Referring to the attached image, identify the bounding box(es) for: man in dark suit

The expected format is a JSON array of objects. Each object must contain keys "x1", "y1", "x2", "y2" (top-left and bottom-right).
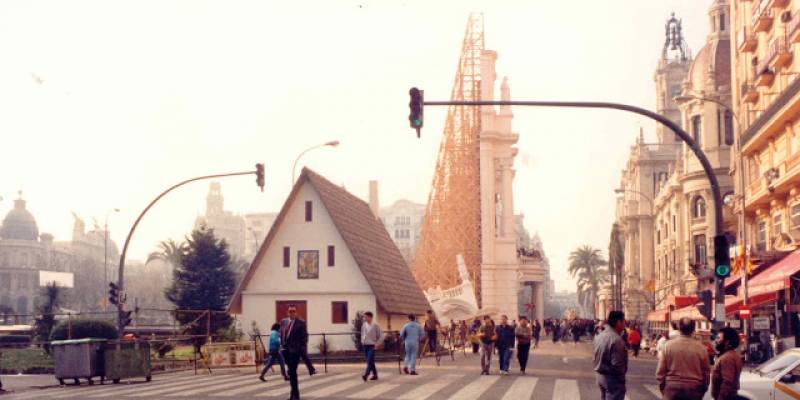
[{"x1": 281, "y1": 305, "x2": 308, "y2": 400}]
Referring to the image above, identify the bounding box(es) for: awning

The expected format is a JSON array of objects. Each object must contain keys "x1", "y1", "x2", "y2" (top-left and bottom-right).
[
  {"x1": 670, "y1": 305, "x2": 707, "y2": 321},
  {"x1": 646, "y1": 308, "x2": 670, "y2": 322},
  {"x1": 748, "y1": 249, "x2": 800, "y2": 296},
  {"x1": 725, "y1": 291, "x2": 778, "y2": 315}
]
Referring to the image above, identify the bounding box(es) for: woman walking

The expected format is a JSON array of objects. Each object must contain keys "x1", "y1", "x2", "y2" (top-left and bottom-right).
[
  {"x1": 400, "y1": 314, "x2": 424, "y2": 375},
  {"x1": 259, "y1": 323, "x2": 288, "y2": 382}
]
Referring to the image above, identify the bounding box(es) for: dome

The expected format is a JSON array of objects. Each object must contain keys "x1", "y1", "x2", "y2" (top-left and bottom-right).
[
  {"x1": 687, "y1": 38, "x2": 730, "y2": 92},
  {"x1": 0, "y1": 198, "x2": 39, "y2": 241}
]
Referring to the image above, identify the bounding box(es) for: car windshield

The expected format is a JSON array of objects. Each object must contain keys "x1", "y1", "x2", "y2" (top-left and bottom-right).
[{"x1": 756, "y1": 352, "x2": 800, "y2": 379}]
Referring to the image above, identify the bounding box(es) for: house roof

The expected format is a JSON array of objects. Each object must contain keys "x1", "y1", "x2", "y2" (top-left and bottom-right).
[{"x1": 229, "y1": 167, "x2": 429, "y2": 316}]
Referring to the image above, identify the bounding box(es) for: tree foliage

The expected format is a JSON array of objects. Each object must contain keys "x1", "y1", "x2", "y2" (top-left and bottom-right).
[
  {"x1": 34, "y1": 282, "x2": 63, "y2": 350},
  {"x1": 147, "y1": 239, "x2": 186, "y2": 270},
  {"x1": 165, "y1": 228, "x2": 236, "y2": 347},
  {"x1": 568, "y1": 245, "x2": 609, "y2": 319}
]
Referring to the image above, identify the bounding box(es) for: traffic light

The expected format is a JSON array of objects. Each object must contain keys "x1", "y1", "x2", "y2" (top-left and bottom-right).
[
  {"x1": 408, "y1": 87, "x2": 424, "y2": 137},
  {"x1": 255, "y1": 163, "x2": 265, "y2": 192},
  {"x1": 108, "y1": 282, "x2": 119, "y2": 306},
  {"x1": 120, "y1": 310, "x2": 133, "y2": 329},
  {"x1": 714, "y1": 234, "x2": 731, "y2": 279},
  {"x1": 697, "y1": 289, "x2": 713, "y2": 321}
]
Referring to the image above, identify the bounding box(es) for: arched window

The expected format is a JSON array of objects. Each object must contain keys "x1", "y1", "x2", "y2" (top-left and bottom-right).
[{"x1": 693, "y1": 196, "x2": 707, "y2": 219}]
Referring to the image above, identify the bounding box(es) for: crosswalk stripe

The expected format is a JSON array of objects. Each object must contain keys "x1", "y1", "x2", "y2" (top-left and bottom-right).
[
  {"x1": 303, "y1": 378, "x2": 366, "y2": 398},
  {"x1": 552, "y1": 379, "x2": 580, "y2": 400},
  {"x1": 396, "y1": 374, "x2": 461, "y2": 400},
  {"x1": 448, "y1": 375, "x2": 499, "y2": 400},
  {"x1": 80, "y1": 374, "x2": 213, "y2": 397},
  {"x1": 257, "y1": 373, "x2": 357, "y2": 397},
  {"x1": 348, "y1": 383, "x2": 399, "y2": 399},
  {"x1": 500, "y1": 377, "x2": 538, "y2": 400},
  {"x1": 645, "y1": 384, "x2": 661, "y2": 398},
  {"x1": 215, "y1": 374, "x2": 314, "y2": 397},
  {"x1": 165, "y1": 374, "x2": 257, "y2": 396},
  {"x1": 126, "y1": 373, "x2": 252, "y2": 397},
  {"x1": 45, "y1": 375, "x2": 203, "y2": 400}
]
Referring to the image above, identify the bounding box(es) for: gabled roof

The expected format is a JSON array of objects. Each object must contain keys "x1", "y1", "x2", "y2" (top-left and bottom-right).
[{"x1": 229, "y1": 167, "x2": 429, "y2": 315}]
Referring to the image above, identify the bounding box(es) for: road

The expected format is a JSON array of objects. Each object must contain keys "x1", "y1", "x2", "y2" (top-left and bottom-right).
[{"x1": 3, "y1": 340, "x2": 662, "y2": 399}]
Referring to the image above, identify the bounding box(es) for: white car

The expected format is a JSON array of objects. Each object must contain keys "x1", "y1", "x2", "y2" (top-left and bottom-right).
[{"x1": 737, "y1": 348, "x2": 800, "y2": 400}]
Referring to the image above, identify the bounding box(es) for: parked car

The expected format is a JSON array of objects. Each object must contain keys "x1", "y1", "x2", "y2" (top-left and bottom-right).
[{"x1": 737, "y1": 348, "x2": 800, "y2": 400}]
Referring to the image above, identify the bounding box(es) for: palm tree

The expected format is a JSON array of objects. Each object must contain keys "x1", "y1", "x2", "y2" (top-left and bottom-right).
[
  {"x1": 568, "y1": 245, "x2": 609, "y2": 319},
  {"x1": 147, "y1": 239, "x2": 186, "y2": 271}
]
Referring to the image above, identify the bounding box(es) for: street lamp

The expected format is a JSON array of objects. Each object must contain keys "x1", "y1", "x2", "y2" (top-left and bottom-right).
[
  {"x1": 104, "y1": 208, "x2": 120, "y2": 311},
  {"x1": 675, "y1": 92, "x2": 749, "y2": 335},
  {"x1": 291, "y1": 141, "x2": 340, "y2": 183}
]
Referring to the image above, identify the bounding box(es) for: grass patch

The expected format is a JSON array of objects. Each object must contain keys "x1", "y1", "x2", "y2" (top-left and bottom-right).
[{"x1": 1, "y1": 347, "x2": 54, "y2": 374}]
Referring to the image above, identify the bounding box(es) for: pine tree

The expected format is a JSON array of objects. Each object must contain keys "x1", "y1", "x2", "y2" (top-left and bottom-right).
[{"x1": 165, "y1": 227, "x2": 236, "y2": 346}]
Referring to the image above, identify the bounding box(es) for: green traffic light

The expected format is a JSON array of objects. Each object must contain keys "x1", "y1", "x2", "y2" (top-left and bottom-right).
[
  {"x1": 716, "y1": 264, "x2": 730, "y2": 276},
  {"x1": 413, "y1": 119, "x2": 422, "y2": 127}
]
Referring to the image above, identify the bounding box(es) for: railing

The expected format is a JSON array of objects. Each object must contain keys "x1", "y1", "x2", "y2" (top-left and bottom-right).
[
  {"x1": 787, "y1": 151, "x2": 800, "y2": 171},
  {"x1": 748, "y1": 176, "x2": 765, "y2": 198},
  {"x1": 753, "y1": 0, "x2": 771, "y2": 21},
  {"x1": 741, "y1": 82, "x2": 757, "y2": 98},
  {"x1": 788, "y1": 10, "x2": 800, "y2": 38},
  {"x1": 741, "y1": 71, "x2": 800, "y2": 147},
  {"x1": 738, "y1": 28, "x2": 758, "y2": 52}
]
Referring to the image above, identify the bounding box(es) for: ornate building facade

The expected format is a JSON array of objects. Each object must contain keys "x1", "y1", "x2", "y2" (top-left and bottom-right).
[
  {"x1": 379, "y1": 199, "x2": 425, "y2": 266},
  {"x1": 194, "y1": 182, "x2": 246, "y2": 259}
]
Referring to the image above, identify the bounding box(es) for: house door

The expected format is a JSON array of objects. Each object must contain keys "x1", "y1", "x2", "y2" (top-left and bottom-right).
[{"x1": 276, "y1": 300, "x2": 307, "y2": 322}]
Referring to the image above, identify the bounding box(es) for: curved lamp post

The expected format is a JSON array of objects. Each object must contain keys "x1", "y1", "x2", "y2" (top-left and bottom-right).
[{"x1": 292, "y1": 141, "x2": 340, "y2": 183}]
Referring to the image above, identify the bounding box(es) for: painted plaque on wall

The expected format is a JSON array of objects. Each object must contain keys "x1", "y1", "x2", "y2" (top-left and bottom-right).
[{"x1": 297, "y1": 250, "x2": 319, "y2": 279}]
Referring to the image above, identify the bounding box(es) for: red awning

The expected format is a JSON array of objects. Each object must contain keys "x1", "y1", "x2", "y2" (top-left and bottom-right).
[
  {"x1": 671, "y1": 305, "x2": 707, "y2": 321},
  {"x1": 748, "y1": 249, "x2": 800, "y2": 296},
  {"x1": 725, "y1": 291, "x2": 778, "y2": 315},
  {"x1": 646, "y1": 308, "x2": 670, "y2": 322}
]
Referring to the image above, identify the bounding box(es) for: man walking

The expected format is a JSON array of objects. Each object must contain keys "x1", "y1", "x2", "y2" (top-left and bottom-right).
[
  {"x1": 531, "y1": 318, "x2": 541, "y2": 348},
  {"x1": 280, "y1": 305, "x2": 308, "y2": 400},
  {"x1": 478, "y1": 315, "x2": 496, "y2": 375},
  {"x1": 496, "y1": 315, "x2": 515, "y2": 375},
  {"x1": 361, "y1": 311, "x2": 382, "y2": 381},
  {"x1": 711, "y1": 327, "x2": 743, "y2": 400},
  {"x1": 424, "y1": 309, "x2": 440, "y2": 355},
  {"x1": 593, "y1": 311, "x2": 628, "y2": 400},
  {"x1": 656, "y1": 317, "x2": 709, "y2": 400},
  {"x1": 515, "y1": 316, "x2": 533, "y2": 374},
  {"x1": 400, "y1": 314, "x2": 424, "y2": 375}
]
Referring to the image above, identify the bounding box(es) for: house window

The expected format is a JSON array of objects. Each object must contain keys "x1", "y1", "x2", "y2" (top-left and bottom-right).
[
  {"x1": 774, "y1": 213, "x2": 784, "y2": 235},
  {"x1": 757, "y1": 219, "x2": 767, "y2": 251},
  {"x1": 692, "y1": 115, "x2": 702, "y2": 147},
  {"x1": 305, "y1": 201, "x2": 313, "y2": 222},
  {"x1": 724, "y1": 110, "x2": 734, "y2": 145},
  {"x1": 791, "y1": 203, "x2": 800, "y2": 229},
  {"x1": 693, "y1": 196, "x2": 707, "y2": 219},
  {"x1": 694, "y1": 234, "x2": 707, "y2": 265},
  {"x1": 283, "y1": 246, "x2": 290, "y2": 267},
  {"x1": 331, "y1": 301, "x2": 348, "y2": 324},
  {"x1": 327, "y1": 245, "x2": 335, "y2": 267}
]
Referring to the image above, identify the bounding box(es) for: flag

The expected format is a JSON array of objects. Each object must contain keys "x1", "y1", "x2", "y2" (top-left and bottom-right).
[
  {"x1": 644, "y1": 279, "x2": 656, "y2": 293},
  {"x1": 746, "y1": 245, "x2": 755, "y2": 275}
]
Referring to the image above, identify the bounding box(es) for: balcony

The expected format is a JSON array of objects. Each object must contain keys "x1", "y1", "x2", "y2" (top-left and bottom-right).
[
  {"x1": 772, "y1": 0, "x2": 790, "y2": 8},
  {"x1": 738, "y1": 29, "x2": 758, "y2": 52},
  {"x1": 747, "y1": 176, "x2": 765, "y2": 199},
  {"x1": 769, "y1": 37, "x2": 793, "y2": 69},
  {"x1": 787, "y1": 151, "x2": 800, "y2": 172},
  {"x1": 789, "y1": 11, "x2": 800, "y2": 43},
  {"x1": 755, "y1": 68, "x2": 775, "y2": 86},
  {"x1": 754, "y1": 4, "x2": 774, "y2": 33},
  {"x1": 742, "y1": 82, "x2": 759, "y2": 103}
]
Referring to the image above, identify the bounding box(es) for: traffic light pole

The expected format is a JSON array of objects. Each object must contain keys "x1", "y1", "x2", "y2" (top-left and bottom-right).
[
  {"x1": 115, "y1": 168, "x2": 262, "y2": 336},
  {"x1": 420, "y1": 98, "x2": 727, "y2": 330}
]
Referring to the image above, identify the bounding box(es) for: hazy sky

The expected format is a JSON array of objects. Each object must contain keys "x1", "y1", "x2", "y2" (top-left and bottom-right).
[{"x1": 0, "y1": 0, "x2": 712, "y2": 292}]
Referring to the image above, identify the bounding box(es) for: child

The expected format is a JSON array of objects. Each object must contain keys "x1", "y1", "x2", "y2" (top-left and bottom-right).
[{"x1": 259, "y1": 323, "x2": 288, "y2": 382}]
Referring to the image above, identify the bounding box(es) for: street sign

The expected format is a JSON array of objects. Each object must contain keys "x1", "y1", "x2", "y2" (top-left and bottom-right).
[
  {"x1": 727, "y1": 319, "x2": 741, "y2": 329},
  {"x1": 739, "y1": 308, "x2": 751, "y2": 319},
  {"x1": 753, "y1": 316, "x2": 770, "y2": 330}
]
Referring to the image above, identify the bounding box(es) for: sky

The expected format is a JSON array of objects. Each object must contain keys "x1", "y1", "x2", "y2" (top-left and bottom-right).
[{"x1": 0, "y1": 0, "x2": 713, "y2": 292}]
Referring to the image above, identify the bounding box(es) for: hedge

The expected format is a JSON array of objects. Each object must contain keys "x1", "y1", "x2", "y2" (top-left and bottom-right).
[{"x1": 49, "y1": 319, "x2": 118, "y2": 341}]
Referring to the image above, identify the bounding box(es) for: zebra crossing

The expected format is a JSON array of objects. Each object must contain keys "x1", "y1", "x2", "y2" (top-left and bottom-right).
[{"x1": 7, "y1": 370, "x2": 665, "y2": 399}]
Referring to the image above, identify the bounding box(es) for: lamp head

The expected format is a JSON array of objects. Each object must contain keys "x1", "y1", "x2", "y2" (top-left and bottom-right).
[
  {"x1": 614, "y1": 189, "x2": 624, "y2": 194},
  {"x1": 673, "y1": 94, "x2": 695, "y2": 104},
  {"x1": 325, "y1": 140, "x2": 340, "y2": 147}
]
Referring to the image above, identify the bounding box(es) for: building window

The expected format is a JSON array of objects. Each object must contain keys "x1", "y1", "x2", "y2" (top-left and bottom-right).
[
  {"x1": 719, "y1": 12, "x2": 725, "y2": 32},
  {"x1": 791, "y1": 204, "x2": 800, "y2": 229},
  {"x1": 283, "y1": 246, "x2": 290, "y2": 267},
  {"x1": 724, "y1": 110, "x2": 734, "y2": 145},
  {"x1": 692, "y1": 116, "x2": 702, "y2": 147},
  {"x1": 757, "y1": 219, "x2": 767, "y2": 251},
  {"x1": 657, "y1": 230, "x2": 661, "y2": 244},
  {"x1": 717, "y1": 110, "x2": 723, "y2": 146},
  {"x1": 327, "y1": 245, "x2": 335, "y2": 267},
  {"x1": 774, "y1": 213, "x2": 784, "y2": 236},
  {"x1": 693, "y1": 196, "x2": 707, "y2": 219},
  {"x1": 305, "y1": 201, "x2": 313, "y2": 222},
  {"x1": 331, "y1": 301, "x2": 348, "y2": 324},
  {"x1": 694, "y1": 234, "x2": 707, "y2": 265},
  {"x1": 0, "y1": 273, "x2": 9, "y2": 290},
  {"x1": 672, "y1": 215, "x2": 677, "y2": 232}
]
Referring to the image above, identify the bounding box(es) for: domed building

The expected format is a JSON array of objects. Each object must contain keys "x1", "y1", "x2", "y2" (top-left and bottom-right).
[
  {"x1": 651, "y1": 0, "x2": 736, "y2": 312},
  {"x1": 0, "y1": 192, "x2": 120, "y2": 319}
]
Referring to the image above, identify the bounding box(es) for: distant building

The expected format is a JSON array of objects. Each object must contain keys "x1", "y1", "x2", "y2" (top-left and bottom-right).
[
  {"x1": 195, "y1": 182, "x2": 246, "y2": 259},
  {"x1": 548, "y1": 290, "x2": 587, "y2": 319},
  {"x1": 229, "y1": 168, "x2": 429, "y2": 352},
  {"x1": 243, "y1": 212, "x2": 278, "y2": 258},
  {"x1": 378, "y1": 198, "x2": 425, "y2": 266}
]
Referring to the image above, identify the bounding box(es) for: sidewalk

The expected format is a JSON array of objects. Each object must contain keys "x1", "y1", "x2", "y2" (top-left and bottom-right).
[{"x1": 0, "y1": 374, "x2": 57, "y2": 395}]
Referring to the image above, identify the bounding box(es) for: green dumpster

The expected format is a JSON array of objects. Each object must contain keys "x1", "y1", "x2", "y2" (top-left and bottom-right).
[
  {"x1": 103, "y1": 340, "x2": 152, "y2": 383},
  {"x1": 51, "y1": 338, "x2": 107, "y2": 385}
]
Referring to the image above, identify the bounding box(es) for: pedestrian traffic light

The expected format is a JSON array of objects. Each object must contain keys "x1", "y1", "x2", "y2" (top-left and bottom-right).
[
  {"x1": 408, "y1": 87, "x2": 424, "y2": 138},
  {"x1": 120, "y1": 310, "x2": 133, "y2": 329},
  {"x1": 697, "y1": 289, "x2": 713, "y2": 321},
  {"x1": 108, "y1": 282, "x2": 119, "y2": 306},
  {"x1": 255, "y1": 163, "x2": 265, "y2": 192},
  {"x1": 714, "y1": 235, "x2": 731, "y2": 279}
]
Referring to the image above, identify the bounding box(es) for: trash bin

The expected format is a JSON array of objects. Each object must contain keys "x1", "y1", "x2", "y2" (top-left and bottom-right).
[
  {"x1": 51, "y1": 338, "x2": 107, "y2": 385},
  {"x1": 104, "y1": 340, "x2": 152, "y2": 383}
]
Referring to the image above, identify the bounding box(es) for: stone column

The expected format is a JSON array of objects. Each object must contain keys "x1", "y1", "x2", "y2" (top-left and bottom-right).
[
  {"x1": 534, "y1": 282, "x2": 544, "y2": 326},
  {"x1": 502, "y1": 159, "x2": 514, "y2": 239}
]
